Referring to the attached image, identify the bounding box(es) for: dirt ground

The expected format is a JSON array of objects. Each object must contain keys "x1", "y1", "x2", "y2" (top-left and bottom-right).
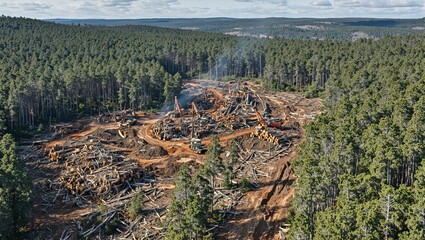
[
  {"x1": 21, "y1": 79, "x2": 323, "y2": 239},
  {"x1": 216, "y1": 87, "x2": 322, "y2": 240}
]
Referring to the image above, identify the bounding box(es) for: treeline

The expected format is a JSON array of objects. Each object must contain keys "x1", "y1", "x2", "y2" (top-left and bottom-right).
[
  {"x1": 0, "y1": 134, "x2": 32, "y2": 238},
  {"x1": 2, "y1": 16, "x2": 423, "y2": 134},
  {"x1": 53, "y1": 18, "x2": 425, "y2": 41},
  {"x1": 0, "y1": 16, "x2": 264, "y2": 131},
  {"x1": 288, "y1": 36, "x2": 425, "y2": 239}
]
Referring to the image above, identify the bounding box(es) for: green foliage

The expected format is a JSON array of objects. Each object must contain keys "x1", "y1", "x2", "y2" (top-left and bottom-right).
[
  {"x1": 0, "y1": 16, "x2": 265, "y2": 131},
  {"x1": 240, "y1": 178, "x2": 252, "y2": 193},
  {"x1": 2, "y1": 16, "x2": 423, "y2": 134},
  {"x1": 0, "y1": 134, "x2": 33, "y2": 239},
  {"x1": 127, "y1": 193, "x2": 143, "y2": 220},
  {"x1": 223, "y1": 170, "x2": 232, "y2": 189},
  {"x1": 104, "y1": 215, "x2": 121, "y2": 236},
  {"x1": 165, "y1": 165, "x2": 213, "y2": 240},
  {"x1": 304, "y1": 82, "x2": 321, "y2": 98},
  {"x1": 98, "y1": 203, "x2": 108, "y2": 214},
  {"x1": 229, "y1": 140, "x2": 239, "y2": 166},
  {"x1": 288, "y1": 35, "x2": 425, "y2": 239},
  {"x1": 206, "y1": 136, "x2": 223, "y2": 168},
  {"x1": 223, "y1": 140, "x2": 239, "y2": 189},
  {"x1": 0, "y1": 187, "x2": 14, "y2": 239},
  {"x1": 1, "y1": 16, "x2": 424, "y2": 239},
  {"x1": 164, "y1": 73, "x2": 183, "y2": 104},
  {"x1": 401, "y1": 161, "x2": 425, "y2": 240},
  {"x1": 205, "y1": 135, "x2": 224, "y2": 190},
  {"x1": 51, "y1": 18, "x2": 425, "y2": 41}
]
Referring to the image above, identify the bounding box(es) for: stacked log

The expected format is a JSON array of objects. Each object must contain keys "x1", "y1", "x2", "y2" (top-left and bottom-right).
[
  {"x1": 46, "y1": 143, "x2": 145, "y2": 204},
  {"x1": 47, "y1": 146, "x2": 62, "y2": 162},
  {"x1": 151, "y1": 88, "x2": 259, "y2": 141},
  {"x1": 251, "y1": 126, "x2": 281, "y2": 145}
]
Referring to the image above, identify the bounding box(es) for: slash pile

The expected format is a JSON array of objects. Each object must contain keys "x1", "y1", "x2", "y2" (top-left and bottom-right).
[{"x1": 45, "y1": 142, "x2": 146, "y2": 205}]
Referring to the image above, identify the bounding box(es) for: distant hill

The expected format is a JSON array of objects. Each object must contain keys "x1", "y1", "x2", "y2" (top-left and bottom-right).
[{"x1": 48, "y1": 17, "x2": 425, "y2": 40}]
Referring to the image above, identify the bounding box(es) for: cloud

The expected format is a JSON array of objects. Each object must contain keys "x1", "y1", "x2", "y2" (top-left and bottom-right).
[
  {"x1": 99, "y1": 0, "x2": 138, "y2": 11},
  {"x1": 0, "y1": 0, "x2": 423, "y2": 19},
  {"x1": 311, "y1": 0, "x2": 332, "y2": 7},
  {"x1": 135, "y1": 0, "x2": 180, "y2": 14},
  {"x1": 101, "y1": 0, "x2": 137, "y2": 7},
  {"x1": 234, "y1": 0, "x2": 287, "y2": 6},
  {"x1": 333, "y1": 0, "x2": 423, "y2": 8},
  {"x1": 141, "y1": 0, "x2": 180, "y2": 7},
  {"x1": 70, "y1": 1, "x2": 104, "y2": 16},
  {"x1": 213, "y1": 4, "x2": 290, "y2": 18},
  {"x1": 69, "y1": 0, "x2": 180, "y2": 14},
  {"x1": 22, "y1": 2, "x2": 51, "y2": 12}
]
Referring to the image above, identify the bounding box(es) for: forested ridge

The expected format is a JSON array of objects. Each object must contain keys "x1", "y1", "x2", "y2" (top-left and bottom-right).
[
  {"x1": 0, "y1": 16, "x2": 425, "y2": 238},
  {"x1": 51, "y1": 17, "x2": 425, "y2": 41}
]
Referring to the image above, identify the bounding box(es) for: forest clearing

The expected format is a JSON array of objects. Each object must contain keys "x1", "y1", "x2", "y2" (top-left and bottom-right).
[
  {"x1": 1, "y1": 9, "x2": 424, "y2": 240},
  {"x1": 21, "y1": 79, "x2": 322, "y2": 239}
]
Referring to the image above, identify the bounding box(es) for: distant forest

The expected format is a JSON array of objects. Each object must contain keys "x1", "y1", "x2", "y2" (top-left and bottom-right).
[
  {"x1": 1, "y1": 16, "x2": 425, "y2": 239},
  {"x1": 50, "y1": 17, "x2": 425, "y2": 40},
  {"x1": 0, "y1": 16, "x2": 424, "y2": 132},
  {"x1": 0, "y1": 16, "x2": 265, "y2": 131}
]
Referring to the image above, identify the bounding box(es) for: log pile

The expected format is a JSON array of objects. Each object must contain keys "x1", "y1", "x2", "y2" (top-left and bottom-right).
[
  {"x1": 151, "y1": 89, "x2": 258, "y2": 141},
  {"x1": 50, "y1": 119, "x2": 91, "y2": 137},
  {"x1": 45, "y1": 142, "x2": 145, "y2": 205},
  {"x1": 24, "y1": 80, "x2": 311, "y2": 239},
  {"x1": 151, "y1": 120, "x2": 166, "y2": 140},
  {"x1": 214, "y1": 189, "x2": 244, "y2": 218},
  {"x1": 251, "y1": 126, "x2": 283, "y2": 145},
  {"x1": 38, "y1": 141, "x2": 168, "y2": 239},
  {"x1": 47, "y1": 146, "x2": 62, "y2": 162},
  {"x1": 96, "y1": 109, "x2": 137, "y2": 124},
  {"x1": 191, "y1": 90, "x2": 215, "y2": 111},
  {"x1": 212, "y1": 139, "x2": 290, "y2": 223},
  {"x1": 236, "y1": 144, "x2": 290, "y2": 183},
  {"x1": 151, "y1": 119, "x2": 191, "y2": 141},
  {"x1": 78, "y1": 183, "x2": 167, "y2": 239},
  {"x1": 151, "y1": 114, "x2": 219, "y2": 141}
]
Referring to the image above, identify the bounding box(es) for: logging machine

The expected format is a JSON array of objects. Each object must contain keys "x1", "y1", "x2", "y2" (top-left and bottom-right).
[
  {"x1": 190, "y1": 101, "x2": 206, "y2": 154},
  {"x1": 174, "y1": 96, "x2": 182, "y2": 117},
  {"x1": 191, "y1": 101, "x2": 201, "y2": 117},
  {"x1": 255, "y1": 110, "x2": 283, "y2": 129}
]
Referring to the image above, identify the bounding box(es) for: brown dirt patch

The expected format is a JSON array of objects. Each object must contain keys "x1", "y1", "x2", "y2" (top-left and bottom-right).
[{"x1": 136, "y1": 144, "x2": 169, "y2": 159}]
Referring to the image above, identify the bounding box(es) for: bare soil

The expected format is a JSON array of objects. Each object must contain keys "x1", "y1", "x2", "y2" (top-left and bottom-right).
[{"x1": 22, "y1": 79, "x2": 323, "y2": 239}]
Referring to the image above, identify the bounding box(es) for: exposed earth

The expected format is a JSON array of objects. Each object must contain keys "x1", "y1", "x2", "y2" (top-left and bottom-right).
[{"x1": 20, "y1": 79, "x2": 323, "y2": 239}]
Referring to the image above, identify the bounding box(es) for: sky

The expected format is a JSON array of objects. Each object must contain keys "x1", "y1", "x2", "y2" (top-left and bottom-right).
[{"x1": 0, "y1": 0, "x2": 424, "y2": 19}]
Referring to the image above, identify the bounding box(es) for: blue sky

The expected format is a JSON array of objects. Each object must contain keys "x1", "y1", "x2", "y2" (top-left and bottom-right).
[{"x1": 1, "y1": 0, "x2": 424, "y2": 19}]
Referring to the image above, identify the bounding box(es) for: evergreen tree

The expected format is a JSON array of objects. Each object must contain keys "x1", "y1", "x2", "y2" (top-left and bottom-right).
[
  {"x1": 224, "y1": 140, "x2": 238, "y2": 188},
  {"x1": 0, "y1": 134, "x2": 32, "y2": 238},
  {"x1": 402, "y1": 161, "x2": 425, "y2": 240},
  {"x1": 165, "y1": 165, "x2": 212, "y2": 240},
  {"x1": 287, "y1": 34, "x2": 425, "y2": 239},
  {"x1": 204, "y1": 135, "x2": 223, "y2": 211},
  {"x1": 165, "y1": 165, "x2": 193, "y2": 240}
]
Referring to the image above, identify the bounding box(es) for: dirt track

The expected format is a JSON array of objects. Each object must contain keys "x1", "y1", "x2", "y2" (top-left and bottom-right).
[{"x1": 217, "y1": 90, "x2": 322, "y2": 240}]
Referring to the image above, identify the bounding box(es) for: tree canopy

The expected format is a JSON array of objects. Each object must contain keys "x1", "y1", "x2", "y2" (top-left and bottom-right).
[
  {"x1": 1, "y1": 16, "x2": 424, "y2": 238},
  {"x1": 0, "y1": 134, "x2": 32, "y2": 238},
  {"x1": 288, "y1": 34, "x2": 425, "y2": 239}
]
